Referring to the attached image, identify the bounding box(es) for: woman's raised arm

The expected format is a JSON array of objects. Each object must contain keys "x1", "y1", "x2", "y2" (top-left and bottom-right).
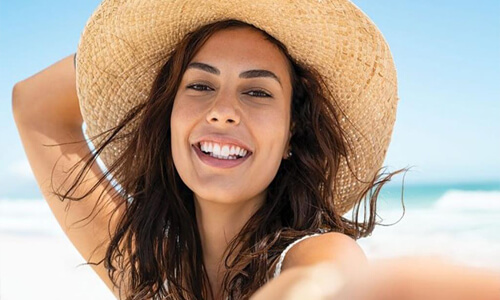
[{"x1": 12, "y1": 54, "x2": 125, "y2": 297}]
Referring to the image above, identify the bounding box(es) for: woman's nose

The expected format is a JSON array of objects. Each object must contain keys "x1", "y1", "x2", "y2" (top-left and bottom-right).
[{"x1": 206, "y1": 93, "x2": 241, "y2": 126}]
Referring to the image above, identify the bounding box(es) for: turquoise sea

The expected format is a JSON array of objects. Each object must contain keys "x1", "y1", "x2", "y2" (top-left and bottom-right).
[
  {"x1": 354, "y1": 181, "x2": 500, "y2": 270},
  {"x1": 379, "y1": 181, "x2": 500, "y2": 209}
]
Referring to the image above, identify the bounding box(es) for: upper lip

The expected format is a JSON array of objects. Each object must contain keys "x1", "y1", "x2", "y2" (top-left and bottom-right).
[{"x1": 192, "y1": 134, "x2": 253, "y2": 153}]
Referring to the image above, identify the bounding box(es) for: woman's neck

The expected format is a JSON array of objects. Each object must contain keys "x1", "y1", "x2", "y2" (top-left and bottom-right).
[{"x1": 194, "y1": 192, "x2": 266, "y2": 278}]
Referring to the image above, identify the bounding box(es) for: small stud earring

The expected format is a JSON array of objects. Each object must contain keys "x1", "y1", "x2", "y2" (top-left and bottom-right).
[{"x1": 287, "y1": 150, "x2": 293, "y2": 158}]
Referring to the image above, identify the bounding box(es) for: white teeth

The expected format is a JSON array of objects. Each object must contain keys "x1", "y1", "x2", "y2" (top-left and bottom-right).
[
  {"x1": 233, "y1": 146, "x2": 241, "y2": 155},
  {"x1": 198, "y1": 141, "x2": 250, "y2": 160},
  {"x1": 212, "y1": 143, "x2": 221, "y2": 156},
  {"x1": 221, "y1": 145, "x2": 230, "y2": 156}
]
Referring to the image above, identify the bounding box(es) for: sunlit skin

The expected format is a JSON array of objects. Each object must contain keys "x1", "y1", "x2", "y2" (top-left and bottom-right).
[{"x1": 170, "y1": 27, "x2": 293, "y2": 294}]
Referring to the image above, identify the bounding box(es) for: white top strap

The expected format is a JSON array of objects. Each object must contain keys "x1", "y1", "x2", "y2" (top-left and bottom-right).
[{"x1": 273, "y1": 233, "x2": 322, "y2": 278}]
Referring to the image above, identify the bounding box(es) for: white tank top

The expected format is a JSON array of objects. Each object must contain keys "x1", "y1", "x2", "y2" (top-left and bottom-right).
[
  {"x1": 162, "y1": 231, "x2": 327, "y2": 295},
  {"x1": 272, "y1": 232, "x2": 323, "y2": 278}
]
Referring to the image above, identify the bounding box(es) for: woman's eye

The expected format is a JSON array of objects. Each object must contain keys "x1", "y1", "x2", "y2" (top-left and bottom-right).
[
  {"x1": 187, "y1": 84, "x2": 213, "y2": 91},
  {"x1": 246, "y1": 90, "x2": 271, "y2": 98}
]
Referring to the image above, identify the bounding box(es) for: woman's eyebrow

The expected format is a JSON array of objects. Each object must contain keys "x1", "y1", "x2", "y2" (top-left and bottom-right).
[
  {"x1": 240, "y1": 70, "x2": 282, "y2": 87},
  {"x1": 187, "y1": 62, "x2": 282, "y2": 87},
  {"x1": 187, "y1": 62, "x2": 219, "y2": 75}
]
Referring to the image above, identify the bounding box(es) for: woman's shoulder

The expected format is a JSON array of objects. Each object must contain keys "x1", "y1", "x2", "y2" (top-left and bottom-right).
[{"x1": 274, "y1": 230, "x2": 367, "y2": 278}]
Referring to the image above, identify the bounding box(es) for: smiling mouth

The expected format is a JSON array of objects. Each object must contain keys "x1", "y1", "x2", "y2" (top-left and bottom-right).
[{"x1": 194, "y1": 142, "x2": 252, "y2": 160}]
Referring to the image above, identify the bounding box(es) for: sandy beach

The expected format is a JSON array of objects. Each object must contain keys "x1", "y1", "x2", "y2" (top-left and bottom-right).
[
  {"x1": 0, "y1": 234, "x2": 114, "y2": 300},
  {"x1": 0, "y1": 200, "x2": 114, "y2": 300}
]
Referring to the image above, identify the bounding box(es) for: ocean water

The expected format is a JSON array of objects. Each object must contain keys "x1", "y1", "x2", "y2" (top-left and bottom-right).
[
  {"x1": 354, "y1": 181, "x2": 500, "y2": 271},
  {"x1": 0, "y1": 182, "x2": 499, "y2": 299}
]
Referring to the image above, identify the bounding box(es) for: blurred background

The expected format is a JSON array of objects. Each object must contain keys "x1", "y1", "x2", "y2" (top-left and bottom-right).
[{"x1": 1, "y1": 0, "x2": 499, "y2": 299}]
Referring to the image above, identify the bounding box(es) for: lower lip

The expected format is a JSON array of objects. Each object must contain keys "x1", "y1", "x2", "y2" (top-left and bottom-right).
[{"x1": 192, "y1": 145, "x2": 251, "y2": 169}]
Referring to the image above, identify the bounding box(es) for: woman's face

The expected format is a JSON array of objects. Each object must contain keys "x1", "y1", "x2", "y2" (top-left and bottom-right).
[{"x1": 171, "y1": 27, "x2": 293, "y2": 206}]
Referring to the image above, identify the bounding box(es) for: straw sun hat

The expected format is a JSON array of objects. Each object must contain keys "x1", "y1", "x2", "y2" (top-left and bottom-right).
[{"x1": 75, "y1": 0, "x2": 399, "y2": 215}]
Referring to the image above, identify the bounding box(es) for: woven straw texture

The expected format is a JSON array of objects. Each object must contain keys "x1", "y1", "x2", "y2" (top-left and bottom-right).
[{"x1": 75, "y1": 0, "x2": 399, "y2": 215}]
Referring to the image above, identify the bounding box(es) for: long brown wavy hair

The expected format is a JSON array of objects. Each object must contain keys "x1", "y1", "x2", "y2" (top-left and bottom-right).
[{"x1": 53, "y1": 20, "x2": 409, "y2": 299}]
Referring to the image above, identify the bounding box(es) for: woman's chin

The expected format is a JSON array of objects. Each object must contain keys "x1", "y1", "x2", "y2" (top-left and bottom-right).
[
  {"x1": 192, "y1": 188, "x2": 265, "y2": 207},
  {"x1": 193, "y1": 190, "x2": 245, "y2": 204}
]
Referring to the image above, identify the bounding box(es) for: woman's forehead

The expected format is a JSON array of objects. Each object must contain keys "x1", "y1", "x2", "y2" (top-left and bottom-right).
[{"x1": 190, "y1": 27, "x2": 292, "y2": 78}]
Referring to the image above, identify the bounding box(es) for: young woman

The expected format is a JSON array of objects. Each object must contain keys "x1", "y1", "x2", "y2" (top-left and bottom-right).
[{"x1": 12, "y1": 1, "x2": 500, "y2": 299}]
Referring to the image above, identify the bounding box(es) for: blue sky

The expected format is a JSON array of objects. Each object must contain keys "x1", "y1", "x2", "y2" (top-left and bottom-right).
[{"x1": 1, "y1": 1, "x2": 499, "y2": 198}]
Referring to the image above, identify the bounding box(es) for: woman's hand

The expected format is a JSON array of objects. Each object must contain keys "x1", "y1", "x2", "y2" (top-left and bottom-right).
[
  {"x1": 251, "y1": 262, "x2": 348, "y2": 300},
  {"x1": 252, "y1": 257, "x2": 500, "y2": 300},
  {"x1": 351, "y1": 257, "x2": 500, "y2": 300}
]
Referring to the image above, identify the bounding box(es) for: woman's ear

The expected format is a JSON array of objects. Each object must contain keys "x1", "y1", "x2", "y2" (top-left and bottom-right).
[
  {"x1": 282, "y1": 122, "x2": 295, "y2": 159},
  {"x1": 290, "y1": 121, "x2": 296, "y2": 134},
  {"x1": 282, "y1": 146, "x2": 292, "y2": 160},
  {"x1": 289, "y1": 121, "x2": 296, "y2": 142}
]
